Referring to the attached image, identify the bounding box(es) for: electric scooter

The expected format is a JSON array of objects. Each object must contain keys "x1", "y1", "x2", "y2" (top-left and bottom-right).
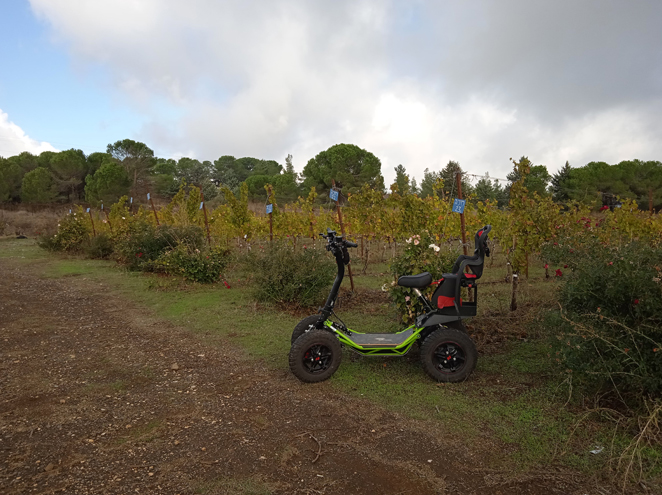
[{"x1": 288, "y1": 225, "x2": 492, "y2": 383}]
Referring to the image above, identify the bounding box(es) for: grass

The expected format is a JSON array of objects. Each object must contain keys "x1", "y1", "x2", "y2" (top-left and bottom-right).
[{"x1": 3, "y1": 238, "x2": 659, "y2": 483}]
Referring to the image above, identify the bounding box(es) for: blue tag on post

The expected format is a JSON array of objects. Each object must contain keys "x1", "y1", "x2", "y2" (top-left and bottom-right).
[
  {"x1": 266, "y1": 204, "x2": 273, "y2": 214},
  {"x1": 147, "y1": 193, "x2": 150, "y2": 200},
  {"x1": 69, "y1": 209, "x2": 72, "y2": 214},
  {"x1": 101, "y1": 204, "x2": 104, "y2": 210},
  {"x1": 329, "y1": 189, "x2": 339, "y2": 202},
  {"x1": 452, "y1": 198, "x2": 466, "y2": 214},
  {"x1": 86, "y1": 208, "x2": 90, "y2": 213},
  {"x1": 130, "y1": 197, "x2": 133, "y2": 203},
  {"x1": 199, "y1": 201, "x2": 204, "y2": 210}
]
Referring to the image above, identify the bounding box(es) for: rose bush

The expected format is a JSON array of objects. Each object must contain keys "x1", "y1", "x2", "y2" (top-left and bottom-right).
[
  {"x1": 388, "y1": 231, "x2": 455, "y2": 323},
  {"x1": 542, "y1": 237, "x2": 662, "y2": 399}
]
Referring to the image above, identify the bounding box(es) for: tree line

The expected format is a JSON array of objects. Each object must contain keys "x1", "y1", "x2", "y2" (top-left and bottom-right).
[{"x1": 1, "y1": 139, "x2": 661, "y2": 211}]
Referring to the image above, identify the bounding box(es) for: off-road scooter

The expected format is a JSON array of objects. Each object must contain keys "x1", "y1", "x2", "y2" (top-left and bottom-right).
[{"x1": 288, "y1": 225, "x2": 492, "y2": 383}]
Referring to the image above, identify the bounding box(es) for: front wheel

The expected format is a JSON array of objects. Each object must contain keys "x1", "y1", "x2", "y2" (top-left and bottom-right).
[
  {"x1": 289, "y1": 329, "x2": 342, "y2": 383},
  {"x1": 291, "y1": 314, "x2": 322, "y2": 344},
  {"x1": 420, "y1": 328, "x2": 477, "y2": 382}
]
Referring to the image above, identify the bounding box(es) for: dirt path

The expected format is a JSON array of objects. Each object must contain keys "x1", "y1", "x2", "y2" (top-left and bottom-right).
[{"x1": 0, "y1": 258, "x2": 599, "y2": 494}]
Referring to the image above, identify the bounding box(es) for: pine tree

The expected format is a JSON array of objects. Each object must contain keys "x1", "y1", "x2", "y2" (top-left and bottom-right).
[{"x1": 550, "y1": 161, "x2": 572, "y2": 202}]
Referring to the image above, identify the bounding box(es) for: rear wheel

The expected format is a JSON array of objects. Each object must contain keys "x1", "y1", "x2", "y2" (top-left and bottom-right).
[
  {"x1": 291, "y1": 315, "x2": 322, "y2": 344},
  {"x1": 420, "y1": 328, "x2": 477, "y2": 382},
  {"x1": 289, "y1": 329, "x2": 342, "y2": 383}
]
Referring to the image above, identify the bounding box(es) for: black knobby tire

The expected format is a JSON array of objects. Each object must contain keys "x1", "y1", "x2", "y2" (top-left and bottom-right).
[
  {"x1": 291, "y1": 315, "x2": 322, "y2": 344},
  {"x1": 420, "y1": 328, "x2": 477, "y2": 382},
  {"x1": 289, "y1": 329, "x2": 342, "y2": 383}
]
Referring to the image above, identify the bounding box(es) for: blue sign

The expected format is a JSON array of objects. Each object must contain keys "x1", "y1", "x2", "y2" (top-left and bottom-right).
[
  {"x1": 199, "y1": 201, "x2": 204, "y2": 210},
  {"x1": 130, "y1": 197, "x2": 133, "y2": 203},
  {"x1": 101, "y1": 204, "x2": 104, "y2": 210},
  {"x1": 86, "y1": 208, "x2": 90, "y2": 213},
  {"x1": 329, "y1": 189, "x2": 339, "y2": 202},
  {"x1": 147, "y1": 193, "x2": 150, "y2": 200},
  {"x1": 452, "y1": 198, "x2": 466, "y2": 214},
  {"x1": 266, "y1": 203, "x2": 273, "y2": 214}
]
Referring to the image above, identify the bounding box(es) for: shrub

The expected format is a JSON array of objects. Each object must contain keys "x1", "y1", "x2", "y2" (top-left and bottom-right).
[
  {"x1": 244, "y1": 242, "x2": 335, "y2": 307},
  {"x1": 82, "y1": 233, "x2": 114, "y2": 259},
  {"x1": 155, "y1": 244, "x2": 232, "y2": 283},
  {"x1": 38, "y1": 212, "x2": 90, "y2": 252},
  {"x1": 542, "y1": 238, "x2": 662, "y2": 400},
  {"x1": 388, "y1": 232, "x2": 455, "y2": 323},
  {"x1": 114, "y1": 222, "x2": 205, "y2": 270}
]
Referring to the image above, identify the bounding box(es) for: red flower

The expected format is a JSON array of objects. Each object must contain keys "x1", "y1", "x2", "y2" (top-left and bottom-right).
[
  {"x1": 544, "y1": 264, "x2": 549, "y2": 269},
  {"x1": 633, "y1": 299, "x2": 639, "y2": 305},
  {"x1": 136, "y1": 252, "x2": 143, "y2": 258},
  {"x1": 564, "y1": 264, "x2": 568, "y2": 268},
  {"x1": 223, "y1": 280, "x2": 231, "y2": 289},
  {"x1": 608, "y1": 261, "x2": 613, "y2": 266},
  {"x1": 600, "y1": 205, "x2": 609, "y2": 211},
  {"x1": 555, "y1": 269, "x2": 563, "y2": 277}
]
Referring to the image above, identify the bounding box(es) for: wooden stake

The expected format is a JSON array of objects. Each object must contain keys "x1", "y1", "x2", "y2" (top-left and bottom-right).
[
  {"x1": 148, "y1": 191, "x2": 160, "y2": 226},
  {"x1": 332, "y1": 180, "x2": 355, "y2": 292},
  {"x1": 510, "y1": 273, "x2": 519, "y2": 311},
  {"x1": 103, "y1": 209, "x2": 113, "y2": 234},
  {"x1": 455, "y1": 171, "x2": 468, "y2": 258},
  {"x1": 268, "y1": 185, "x2": 274, "y2": 243},
  {"x1": 88, "y1": 209, "x2": 96, "y2": 237},
  {"x1": 456, "y1": 171, "x2": 473, "y2": 301},
  {"x1": 201, "y1": 191, "x2": 211, "y2": 246}
]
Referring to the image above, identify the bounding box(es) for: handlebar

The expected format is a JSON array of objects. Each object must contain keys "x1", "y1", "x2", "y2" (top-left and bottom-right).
[{"x1": 319, "y1": 230, "x2": 357, "y2": 248}]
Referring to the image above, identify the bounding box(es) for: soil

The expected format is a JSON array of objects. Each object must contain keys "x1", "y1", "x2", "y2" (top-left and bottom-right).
[{"x1": 0, "y1": 257, "x2": 612, "y2": 494}]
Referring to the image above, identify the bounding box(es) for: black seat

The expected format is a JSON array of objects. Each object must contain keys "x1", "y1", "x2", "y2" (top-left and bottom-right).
[{"x1": 398, "y1": 272, "x2": 433, "y2": 288}]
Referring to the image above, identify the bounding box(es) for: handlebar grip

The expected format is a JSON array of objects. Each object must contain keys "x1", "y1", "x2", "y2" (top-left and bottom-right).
[{"x1": 345, "y1": 241, "x2": 358, "y2": 248}]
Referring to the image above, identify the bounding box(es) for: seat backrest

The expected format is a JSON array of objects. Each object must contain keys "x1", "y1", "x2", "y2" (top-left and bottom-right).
[{"x1": 450, "y1": 226, "x2": 491, "y2": 279}]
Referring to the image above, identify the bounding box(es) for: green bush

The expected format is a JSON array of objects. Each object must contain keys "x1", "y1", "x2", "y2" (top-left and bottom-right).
[
  {"x1": 156, "y1": 244, "x2": 232, "y2": 283},
  {"x1": 82, "y1": 233, "x2": 114, "y2": 259},
  {"x1": 114, "y1": 222, "x2": 205, "y2": 270},
  {"x1": 388, "y1": 232, "x2": 455, "y2": 323},
  {"x1": 38, "y1": 213, "x2": 90, "y2": 252},
  {"x1": 244, "y1": 242, "x2": 335, "y2": 307},
  {"x1": 542, "y1": 238, "x2": 662, "y2": 400}
]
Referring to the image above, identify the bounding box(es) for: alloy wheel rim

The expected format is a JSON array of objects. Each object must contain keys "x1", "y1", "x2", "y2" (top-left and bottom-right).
[
  {"x1": 432, "y1": 342, "x2": 466, "y2": 373},
  {"x1": 303, "y1": 344, "x2": 333, "y2": 374}
]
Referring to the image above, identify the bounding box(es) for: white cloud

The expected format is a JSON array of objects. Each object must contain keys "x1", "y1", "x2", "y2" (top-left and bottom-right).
[
  {"x1": 28, "y1": 0, "x2": 662, "y2": 185},
  {"x1": 0, "y1": 109, "x2": 58, "y2": 157}
]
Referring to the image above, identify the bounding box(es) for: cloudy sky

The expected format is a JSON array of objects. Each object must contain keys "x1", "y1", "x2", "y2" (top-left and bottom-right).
[{"x1": 1, "y1": 0, "x2": 661, "y2": 185}]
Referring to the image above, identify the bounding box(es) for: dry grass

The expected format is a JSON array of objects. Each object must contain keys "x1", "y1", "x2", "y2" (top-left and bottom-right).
[{"x1": 0, "y1": 207, "x2": 66, "y2": 237}]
